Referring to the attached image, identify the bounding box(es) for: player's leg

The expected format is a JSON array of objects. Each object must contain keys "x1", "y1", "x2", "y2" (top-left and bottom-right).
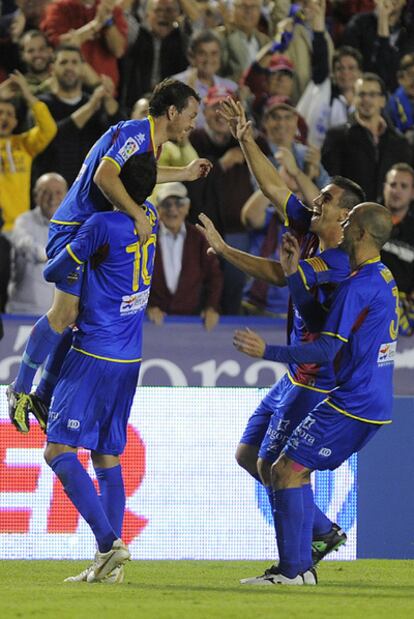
[
  {"x1": 8, "y1": 289, "x2": 79, "y2": 432},
  {"x1": 91, "y1": 453, "x2": 125, "y2": 539}
]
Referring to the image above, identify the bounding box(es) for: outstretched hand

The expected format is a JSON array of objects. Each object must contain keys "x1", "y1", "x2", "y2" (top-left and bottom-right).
[
  {"x1": 233, "y1": 328, "x2": 266, "y2": 358},
  {"x1": 185, "y1": 158, "x2": 213, "y2": 181},
  {"x1": 196, "y1": 213, "x2": 226, "y2": 255},
  {"x1": 218, "y1": 98, "x2": 253, "y2": 143},
  {"x1": 280, "y1": 232, "x2": 300, "y2": 276}
]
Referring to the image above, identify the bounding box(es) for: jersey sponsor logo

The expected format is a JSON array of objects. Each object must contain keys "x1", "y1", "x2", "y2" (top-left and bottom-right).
[
  {"x1": 377, "y1": 341, "x2": 397, "y2": 365},
  {"x1": 318, "y1": 447, "x2": 332, "y2": 457},
  {"x1": 120, "y1": 288, "x2": 150, "y2": 315},
  {"x1": 118, "y1": 134, "x2": 146, "y2": 161},
  {"x1": 48, "y1": 411, "x2": 60, "y2": 422},
  {"x1": 67, "y1": 419, "x2": 80, "y2": 430}
]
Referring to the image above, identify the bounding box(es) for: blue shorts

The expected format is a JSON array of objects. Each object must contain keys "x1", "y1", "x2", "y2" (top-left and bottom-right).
[
  {"x1": 284, "y1": 401, "x2": 381, "y2": 471},
  {"x1": 239, "y1": 373, "x2": 326, "y2": 463},
  {"x1": 46, "y1": 222, "x2": 84, "y2": 296},
  {"x1": 47, "y1": 349, "x2": 140, "y2": 455}
]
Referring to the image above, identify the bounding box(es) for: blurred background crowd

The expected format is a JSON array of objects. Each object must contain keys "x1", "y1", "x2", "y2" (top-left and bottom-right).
[{"x1": 0, "y1": 0, "x2": 414, "y2": 334}]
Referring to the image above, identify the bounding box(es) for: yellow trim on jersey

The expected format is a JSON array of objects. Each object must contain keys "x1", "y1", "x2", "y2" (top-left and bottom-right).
[
  {"x1": 306, "y1": 256, "x2": 328, "y2": 273},
  {"x1": 324, "y1": 398, "x2": 392, "y2": 425},
  {"x1": 50, "y1": 219, "x2": 82, "y2": 226},
  {"x1": 282, "y1": 191, "x2": 292, "y2": 226},
  {"x1": 72, "y1": 346, "x2": 142, "y2": 364},
  {"x1": 287, "y1": 371, "x2": 331, "y2": 393},
  {"x1": 361, "y1": 256, "x2": 380, "y2": 266},
  {"x1": 297, "y1": 264, "x2": 309, "y2": 290},
  {"x1": 148, "y1": 114, "x2": 156, "y2": 152},
  {"x1": 320, "y1": 330, "x2": 348, "y2": 343},
  {"x1": 102, "y1": 155, "x2": 121, "y2": 172},
  {"x1": 66, "y1": 244, "x2": 83, "y2": 265}
]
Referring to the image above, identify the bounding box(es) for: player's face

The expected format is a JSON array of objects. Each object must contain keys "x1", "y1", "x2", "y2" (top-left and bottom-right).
[
  {"x1": 0, "y1": 102, "x2": 18, "y2": 137},
  {"x1": 310, "y1": 184, "x2": 345, "y2": 233},
  {"x1": 21, "y1": 34, "x2": 52, "y2": 75},
  {"x1": 167, "y1": 96, "x2": 199, "y2": 140},
  {"x1": 193, "y1": 42, "x2": 221, "y2": 78},
  {"x1": 53, "y1": 51, "x2": 83, "y2": 91},
  {"x1": 383, "y1": 169, "x2": 414, "y2": 216},
  {"x1": 340, "y1": 206, "x2": 362, "y2": 261}
]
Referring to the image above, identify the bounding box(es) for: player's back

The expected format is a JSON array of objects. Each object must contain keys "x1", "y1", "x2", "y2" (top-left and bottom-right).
[
  {"x1": 72, "y1": 204, "x2": 158, "y2": 361},
  {"x1": 52, "y1": 117, "x2": 156, "y2": 225},
  {"x1": 324, "y1": 260, "x2": 398, "y2": 423}
]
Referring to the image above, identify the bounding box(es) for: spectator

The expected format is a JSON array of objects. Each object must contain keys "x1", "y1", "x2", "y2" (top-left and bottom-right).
[
  {"x1": 188, "y1": 85, "x2": 256, "y2": 314},
  {"x1": 216, "y1": 0, "x2": 269, "y2": 82},
  {"x1": 386, "y1": 52, "x2": 414, "y2": 145},
  {"x1": 297, "y1": 45, "x2": 363, "y2": 148},
  {"x1": 0, "y1": 207, "x2": 12, "y2": 315},
  {"x1": 322, "y1": 72, "x2": 413, "y2": 201},
  {"x1": 32, "y1": 45, "x2": 121, "y2": 186},
  {"x1": 0, "y1": 70, "x2": 57, "y2": 231},
  {"x1": 120, "y1": 0, "x2": 190, "y2": 113},
  {"x1": 381, "y1": 162, "x2": 414, "y2": 334},
  {"x1": 6, "y1": 172, "x2": 67, "y2": 315},
  {"x1": 240, "y1": 190, "x2": 289, "y2": 317},
  {"x1": 18, "y1": 29, "x2": 53, "y2": 95},
  {"x1": 147, "y1": 182, "x2": 223, "y2": 330},
  {"x1": 342, "y1": 0, "x2": 414, "y2": 93},
  {"x1": 173, "y1": 29, "x2": 238, "y2": 128},
  {"x1": 259, "y1": 97, "x2": 330, "y2": 191},
  {"x1": 40, "y1": 0, "x2": 127, "y2": 92}
]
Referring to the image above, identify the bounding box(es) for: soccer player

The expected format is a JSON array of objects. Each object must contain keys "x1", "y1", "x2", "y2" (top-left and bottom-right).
[
  {"x1": 196, "y1": 99, "x2": 366, "y2": 577},
  {"x1": 7, "y1": 78, "x2": 212, "y2": 430},
  {"x1": 40, "y1": 157, "x2": 158, "y2": 584},
  {"x1": 233, "y1": 202, "x2": 397, "y2": 585}
]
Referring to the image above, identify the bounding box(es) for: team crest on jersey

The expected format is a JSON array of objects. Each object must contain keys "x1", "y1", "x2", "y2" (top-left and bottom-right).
[
  {"x1": 120, "y1": 289, "x2": 150, "y2": 315},
  {"x1": 377, "y1": 341, "x2": 397, "y2": 365}
]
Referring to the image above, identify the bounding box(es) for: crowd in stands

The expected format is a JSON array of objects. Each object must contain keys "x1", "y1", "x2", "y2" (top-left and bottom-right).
[{"x1": 1, "y1": 0, "x2": 414, "y2": 334}]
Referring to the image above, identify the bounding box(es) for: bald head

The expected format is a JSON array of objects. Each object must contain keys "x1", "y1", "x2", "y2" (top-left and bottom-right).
[{"x1": 352, "y1": 202, "x2": 393, "y2": 250}]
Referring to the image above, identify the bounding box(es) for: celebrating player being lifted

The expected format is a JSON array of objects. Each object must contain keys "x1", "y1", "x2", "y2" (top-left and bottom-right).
[
  {"x1": 196, "y1": 98, "x2": 366, "y2": 582},
  {"x1": 41, "y1": 157, "x2": 159, "y2": 584},
  {"x1": 7, "y1": 78, "x2": 212, "y2": 431}
]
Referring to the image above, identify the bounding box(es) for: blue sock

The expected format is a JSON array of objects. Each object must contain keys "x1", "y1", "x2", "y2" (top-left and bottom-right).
[
  {"x1": 272, "y1": 487, "x2": 303, "y2": 578},
  {"x1": 301, "y1": 484, "x2": 315, "y2": 572},
  {"x1": 94, "y1": 465, "x2": 125, "y2": 539},
  {"x1": 36, "y1": 328, "x2": 73, "y2": 405},
  {"x1": 14, "y1": 315, "x2": 62, "y2": 394},
  {"x1": 49, "y1": 452, "x2": 117, "y2": 552},
  {"x1": 313, "y1": 504, "x2": 333, "y2": 537}
]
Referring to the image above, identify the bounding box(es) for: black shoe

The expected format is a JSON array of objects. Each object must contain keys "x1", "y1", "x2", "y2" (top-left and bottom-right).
[
  {"x1": 6, "y1": 384, "x2": 32, "y2": 433},
  {"x1": 29, "y1": 394, "x2": 49, "y2": 432},
  {"x1": 312, "y1": 523, "x2": 347, "y2": 565}
]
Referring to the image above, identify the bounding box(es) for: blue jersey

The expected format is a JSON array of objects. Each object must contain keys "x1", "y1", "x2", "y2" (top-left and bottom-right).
[
  {"x1": 62, "y1": 202, "x2": 158, "y2": 361},
  {"x1": 51, "y1": 116, "x2": 156, "y2": 225},
  {"x1": 322, "y1": 259, "x2": 398, "y2": 423},
  {"x1": 283, "y1": 194, "x2": 350, "y2": 391}
]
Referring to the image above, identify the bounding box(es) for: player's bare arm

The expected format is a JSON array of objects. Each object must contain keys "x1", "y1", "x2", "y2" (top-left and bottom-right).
[
  {"x1": 275, "y1": 147, "x2": 320, "y2": 207},
  {"x1": 280, "y1": 232, "x2": 301, "y2": 277},
  {"x1": 196, "y1": 213, "x2": 286, "y2": 286},
  {"x1": 219, "y1": 98, "x2": 290, "y2": 220},
  {"x1": 233, "y1": 328, "x2": 266, "y2": 358},
  {"x1": 94, "y1": 159, "x2": 152, "y2": 244},
  {"x1": 157, "y1": 158, "x2": 212, "y2": 183}
]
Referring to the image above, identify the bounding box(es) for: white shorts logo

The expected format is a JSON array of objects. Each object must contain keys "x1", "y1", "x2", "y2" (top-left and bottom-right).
[
  {"x1": 377, "y1": 341, "x2": 397, "y2": 365},
  {"x1": 120, "y1": 289, "x2": 150, "y2": 315},
  {"x1": 319, "y1": 447, "x2": 332, "y2": 457},
  {"x1": 67, "y1": 419, "x2": 80, "y2": 430}
]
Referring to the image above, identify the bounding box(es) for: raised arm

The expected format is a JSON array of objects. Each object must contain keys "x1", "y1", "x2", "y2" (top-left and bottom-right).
[{"x1": 219, "y1": 98, "x2": 290, "y2": 222}]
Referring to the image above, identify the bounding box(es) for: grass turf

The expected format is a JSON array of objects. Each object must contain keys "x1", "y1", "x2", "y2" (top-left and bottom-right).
[{"x1": 1, "y1": 560, "x2": 413, "y2": 619}]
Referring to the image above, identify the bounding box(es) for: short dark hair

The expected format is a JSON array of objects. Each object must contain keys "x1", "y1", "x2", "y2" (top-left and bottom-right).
[
  {"x1": 119, "y1": 152, "x2": 157, "y2": 204},
  {"x1": 387, "y1": 162, "x2": 414, "y2": 184},
  {"x1": 357, "y1": 203, "x2": 393, "y2": 250},
  {"x1": 331, "y1": 176, "x2": 366, "y2": 210},
  {"x1": 54, "y1": 44, "x2": 83, "y2": 60},
  {"x1": 357, "y1": 72, "x2": 387, "y2": 96},
  {"x1": 332, "y1": 46, "x2": 363, "y2": 71},
  {"x1": 19, "y1": 29, "x2": 49, "y2": 51},
  {"x1": 188, "y1": 29, "x2": 222, "y2": 56},
  {"x1": 149, "y1": 79, "x2": 200, "y2": 117}
]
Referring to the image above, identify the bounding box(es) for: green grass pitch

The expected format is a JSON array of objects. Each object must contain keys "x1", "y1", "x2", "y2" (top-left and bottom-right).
[{"x1": 1, "y1": 560, "x2": 413, "y2": 619}]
